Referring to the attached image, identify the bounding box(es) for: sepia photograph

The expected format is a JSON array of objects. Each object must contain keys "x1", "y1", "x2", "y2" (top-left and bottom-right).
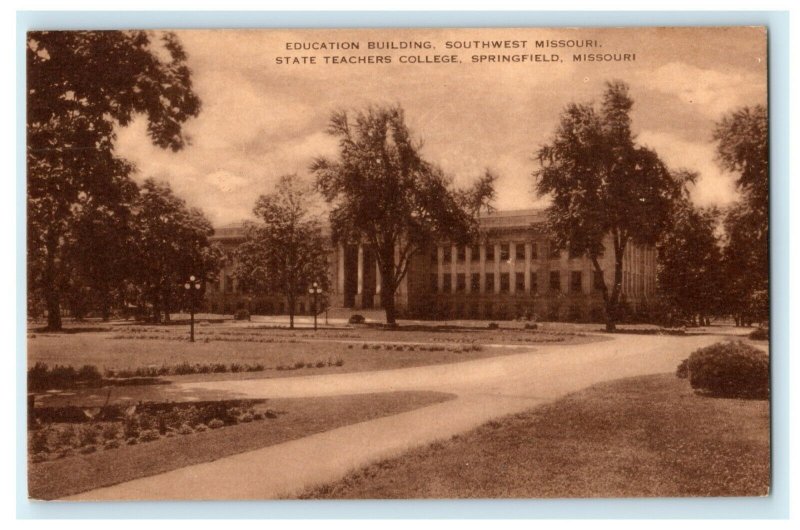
[{"x1": 25, "y1": 26, "x2": 770, "y2": 501}]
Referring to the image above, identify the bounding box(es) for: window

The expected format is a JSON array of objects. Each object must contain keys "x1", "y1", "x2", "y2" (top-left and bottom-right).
[
  {"x1": 515, "y1": 243, "x2": 525, "y2": 260},
  {"x1": 486, "y1": 245, "x2": 495, "y2": 261},
  {"x1": 549, "y1": 271, "x2": 561, "y2": 292},
  {"x1": 485, "y1": 273, "x2": 495, "y2": 292},
  {"x1": 470, "y1": 244, "x2": 480, "y2": 261},
  {"x1": 570, "y1": 271, "x2": 583, "y2": 293},
  {"x1": 443, "y1": 273, "x2": 451, "y2": 293},
  {"x1": 515, "y1": 272, "x2": 525, "y2": 292},
  {"x1": 430, "y1": 273, "x2": 438, "y2": 292},
  {"x1": 457, "y1": 246, "x2": 466, "y2": 262},
  {"x1": 530, "y1": 272, "x2": 538, "y2": 293},
  {"x1": 470, "y1": 273, "x2": 480, "y2": 292},
  {"x1": 530, "y1": 242, "x2": 538, "y2": 260},
  {"x1": 443, "y1": 246, "x2": 452, "y2": 263},
  {"x1": 593, "y1": 270, "x2": 605, "y2": 292},
  {"x1": 500, "y1": 243, "x2": 510, "y2": 261},
  {"x1": 456, "y1": 273, "x2": 466, "y2": 292},
  {"x1": 500, "y1": 273, "x2": 510, "y2": 292}
]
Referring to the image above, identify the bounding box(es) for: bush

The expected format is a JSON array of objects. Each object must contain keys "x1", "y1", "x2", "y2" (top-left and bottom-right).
[
  {"x1": 31, "y1": 452, "x2": 48, "y2": 463},
  {"x1": 178, "y1": 423, "x2": 194, "y2": 435},
  {"x1": 138, "y1": 429, "x2": 160, "y2": 442},
  {"x1": 104, "y1": 439, "x2": 120, "y2": 450},
  {"x1": 102, "y1": 423, "x2": 120, "y2": 441},
  {"x1": 749, "y1": 326, "x2": 769, "y2": 341},
  {"x1": 676, "y1": 358, "x2": 689, "y2": 379},
  {"x1": 240, "y1": 412, "x2": 254, "y2": 423},
  {"x1": 194, "y1": 423, "x2": 208, "y2": 432},
  {"x1": 30, "y1": 427, "x2": 50, "y2": 454},
  {"x1": 234, "y1": 309, "x2": 251, "y2": 321},
  {"x1": 684, "y1": 341, "x2": 769, "y2": 398},
  {"x1": 208, "y1": 419, "x2": 224, "y2": 430},
  {"x1": 487, "y1": 322, "x2": 499, "y2": 329},
  {"x1": 348, "y1": 314, "x2": 366, "y2": 324},
  {"x1": 524, "y1": 323, "x2": 538, "y2": 330},
  {"x1": 77, "y1": 424, "x2": 100, "y2": 447},
  {"x1": 79, "y1": 445, "x2": 97, "y2": 454}
]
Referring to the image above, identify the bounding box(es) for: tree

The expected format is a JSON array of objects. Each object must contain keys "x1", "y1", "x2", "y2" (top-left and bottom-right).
[
  {"x1": 534, "y1": 80, "x2": 682, "y2": 331},
  {"x1": 312, "y1": 105, "x2": 496, "y2": 325},
  {"x1": 131, "y1": 179, "x2": 220, "y2": 323},
  {"x1": 656, "y1": 197, "x2": 723, "y2": 326},
  {"x1": 27, "y1": 31, "x2": 201, "y2": 330},
  {"x1": 233, "y1": 176, "x2": 331, "y2": 329},
  {"x1": 713, "y1": 105, "x2": 769, "y2": 325}
]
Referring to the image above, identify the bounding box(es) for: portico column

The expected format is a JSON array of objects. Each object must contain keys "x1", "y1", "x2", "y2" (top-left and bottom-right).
[
  {"x1": 479, "y1": 244, "x2": 486, "y2": 293},
  {"x1": 357, "y1": 244, "x2": 364, "y2": 295},
  {"x1": 465, "y1": 246, "x2": 472, "y2": 293},
  {"x1": 493, "y1": 243, "x2": 501, "y2": 294},
  {"x1": 509, "y1": 242, "x2": 516, "y2": 295},
  {"x1": 337, "y1": 244, "x2": 345, "y2": 295},
  {"x1": 436, "y1": 245, "x2": 444, "y2": 293},
  {"x1": 375, "y1": 260, "x2": 382, "y2": 294},
  {"x1": 451, "y1": 244, "x2": 458, "y2": 291},
  {"x1": 524, "y1": 242, "x2": 532, "y2": 293}
]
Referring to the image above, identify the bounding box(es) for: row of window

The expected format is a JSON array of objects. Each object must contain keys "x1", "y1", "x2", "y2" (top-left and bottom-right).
[
  {"x1": 431, "y1": 270, "x2": 605, "y2": 295},
  {"x1": 433, "y1": 242, "x2": 569, "y2": 264}
]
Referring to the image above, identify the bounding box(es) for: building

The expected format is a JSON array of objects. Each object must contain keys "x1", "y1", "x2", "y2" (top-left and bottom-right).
[{"x1": 206, "y1": 209, "x2": 657, "y2": 322}]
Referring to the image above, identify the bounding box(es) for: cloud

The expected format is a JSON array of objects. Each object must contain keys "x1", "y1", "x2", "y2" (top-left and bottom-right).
[
  {"x1": 204, "y1": 170, "x2": 249, "y2": 193},
  {"x1": 638, "y1": 129, "x2": 739, "y2": 207}
]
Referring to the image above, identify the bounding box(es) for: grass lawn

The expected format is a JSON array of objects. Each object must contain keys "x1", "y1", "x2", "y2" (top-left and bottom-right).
[
  {"x1": 29, "y1": 390, "x2": 453, "y2": 500},
  {"x1": 300, "y1": 374, "x2": 770, "y2": 499}
]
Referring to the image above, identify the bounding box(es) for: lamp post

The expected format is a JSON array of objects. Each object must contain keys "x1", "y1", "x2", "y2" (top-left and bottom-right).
[
  {"x1": 308, "y1": 281, "x2": 323, "y2": 331},
  {"x1": 184, "y1": 275, "x2": 202, "y2": 342}
]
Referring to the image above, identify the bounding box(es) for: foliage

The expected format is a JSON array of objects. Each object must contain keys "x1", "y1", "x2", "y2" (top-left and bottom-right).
[
  {"x1": 749, "y1": 326, "x2": 769, "y2": 341},
  {"x1": 684, "y1": 341, "x2": 769, "y2": 398},
  {"x1": 714, "y1": 106, "x2": 769, "y2": 326},
  {"x1": 28, "y1": 362, "x2": 102, "y2": 391},
  {"x1": 138, "y1": 429, "x2": 160, "y2": 442},
  {"x1": 130, "y1": 179, "x2": 221, "y2": 323},
  {"x1": 533, "y1": 81, "x2": 683, "y2": 331},
  {"x1": 208, "y1": 419, "x2": 224, "y2": 429},
  {"x1": 234, "y1": 175, "x2": 330, "y2": 329},
  {"x1": 27, "y1": 31, "x2": 201, "y2": 330},
  {"x1": 312, "y1": 104, "x2": 495, "y2": 325},
  {"x1": 234, "y1": 309, "x2": 251, "y2": 321},
  {"x1": 656, "y1": 200, "x2": 724, "y2": 324},
  {"x1": 348, "y1": 314, "x2": 365, "y2": 324}
]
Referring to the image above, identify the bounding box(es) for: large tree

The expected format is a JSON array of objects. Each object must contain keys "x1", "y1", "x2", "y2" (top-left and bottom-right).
[
  {"x1": 656, "y1": 197, "x2": 723, "y2": 326},
  {"x1": 312, "y1": 105, "x2": 495, "y2": 325},
  {"x1": 131, "y1": 179, "x2": 220, "y2": 323},
  {"x1": 713, "y1": 105, "x2": 769, "y2": 325},
  {"x1": 534, "y1": 80, "x2": 682, "y2": 331},
  {"x1": 233, "y1": 175, "x2": 331, "y2": 329},
  {"x1": 27, "y1": 31, "x2": 201, "y2": 329}
]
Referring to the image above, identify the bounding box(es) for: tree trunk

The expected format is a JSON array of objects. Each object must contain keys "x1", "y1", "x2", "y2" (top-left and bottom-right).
[
  {"x1": 605, "y1": 255, "x2": 624, "y2": 332},
  {"x1": 43, "y1": 233, "x2": 63, "y2": 331},
  {"x1": 288, "y1": 294, "x2": 295, "y2": 329},
  {"x1": 45, "y1": 287, "x2": 62, "y2": 331},
  {"x1": 381, "y1": 287, "x2": 397, "y2": 327}
]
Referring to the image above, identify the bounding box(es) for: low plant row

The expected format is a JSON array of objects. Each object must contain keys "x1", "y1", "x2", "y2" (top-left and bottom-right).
[
  {"x1": 346, "y1": 342, "x2": 482, "y2": 353},
  {"x1": 275, "y1": 357, "x2": 344, "y2": 371},
  {"x1": 111, "y1": 333, "x2": 301, "y2": 344},
  {"x1": 28, "y1": 363, "x2": 103, "y2": 391},
  {"x1": 29, "y1": 401, "x2": 277, "y2": 464},
  {"x1": 105, "y1": 361, "x2": 265, "y2": 379}
]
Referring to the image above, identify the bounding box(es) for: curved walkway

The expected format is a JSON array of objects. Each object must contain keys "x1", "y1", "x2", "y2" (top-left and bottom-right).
[{"x1": 67, "y1": 332, "x2": 742, "y2": 500}]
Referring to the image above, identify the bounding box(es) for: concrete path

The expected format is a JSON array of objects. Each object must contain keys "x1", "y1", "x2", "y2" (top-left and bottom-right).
[{"x1": 66, "y1": 332, "x2": 743, "y2": 501}]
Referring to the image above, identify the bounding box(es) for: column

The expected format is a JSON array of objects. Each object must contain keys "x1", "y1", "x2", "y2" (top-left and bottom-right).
[
  {"x1": 337, "y1": 244, "x2": 345, "y2": 295},
  {"x1": 509, "y1": 242, "x2": 516, "y2": 295},
  {"x1": 479, "y1": 244, "x2": 486, "y2": 294},
  {"x1": 451, "y1": 244, "x2": 458, "y2": 292},
  {"x1": 375, "y1": 260, "x2": 382, "y2": 294},
  {"x1": 357, "y1": 244, "x2": 364, "y2": 295},
  {"x1": 465, "y1": 246, "x2": 472, "y2": 293},
  {"x1": 524, "y1": 242, "x2": 532, "y2": 293},
  {"x1": 493, "y1": 243, "x2": 501, "y2": 294},
  {"x1": 436, "y1": 245, "x2": 444, "y2": 293}
]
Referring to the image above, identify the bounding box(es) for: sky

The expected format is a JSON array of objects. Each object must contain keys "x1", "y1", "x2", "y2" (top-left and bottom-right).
[{"x1": 115, "y1": 27, "x2": 767, "y2": 227}]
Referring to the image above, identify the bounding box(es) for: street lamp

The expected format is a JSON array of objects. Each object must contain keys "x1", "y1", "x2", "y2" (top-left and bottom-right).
[
  {"x1": 308, "y1": 281, "x2": 323, "y2": 331},
  {"x1": 184, "y1": 275, "x2": 202, "y2": 342}
]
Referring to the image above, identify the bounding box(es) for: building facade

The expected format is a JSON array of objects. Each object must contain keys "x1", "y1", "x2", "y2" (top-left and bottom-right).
[{"x1": 206, "y1": 209, "x2": 657, "y2": 322}]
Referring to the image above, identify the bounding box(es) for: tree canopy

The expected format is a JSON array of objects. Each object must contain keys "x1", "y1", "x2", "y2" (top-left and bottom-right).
[
  {"x1": 534, "y1": 80, "x2": 682, "y2": 330},
  {"x1": 312, "y1": 104, "x2": 495, "y2": 325},
  {"x1": 233, "y1": 175, "x2": 331, "y2": 329},
  {"x1": 27, "y1": 30, "x2": 201, "y2": 329}
]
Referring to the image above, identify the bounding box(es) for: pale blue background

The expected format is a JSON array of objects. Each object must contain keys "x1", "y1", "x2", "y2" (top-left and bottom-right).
[{"x1": 16, "y1": 10, "x2": 790, "y2": 519}]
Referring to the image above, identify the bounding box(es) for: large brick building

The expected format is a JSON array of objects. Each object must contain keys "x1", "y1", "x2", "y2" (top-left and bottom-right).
[{"x1": 206, "y1": 209, "x2": 657, "y2": 322}]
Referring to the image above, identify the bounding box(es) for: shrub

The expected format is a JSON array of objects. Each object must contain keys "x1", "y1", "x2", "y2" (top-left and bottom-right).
[
  {"x1": 749, "y1": 327, "x2": 769, "y2": 341},
  {"x1": 230, "y1": 363, "x2": 242, "y2": 373},
  {"x1": 195, "y1": 423, "x2": 208, "y2": 432},
  {"x1": 348, "y1": 314, "x2": 366, "y2": 324},
  {"x1": 234, "y1": 309, "x2": 251, "y2": 321},
  {"x1": 487, "y1": 322, "x2": 499, "y2": 329},
  {"x1": 77, "y1": 424, "x2": 100, "y2": 447},
  {"x1": 524, "y1": 323, "x2": 538, "y2": 330},
  {"x1": 676, "y1": 358, "x2": 689, "y2": 379},
  {"x1": 56, "y1": 425, "x2": 76, "y2": 448},
  {"x1": 31, "y1": 452, "x2": 48, "y2": 463},
  {"x1": 208, "y1": 419, "x2": 224, "y2": 430},
  {"x1": 30, "y1": 427, "x2": 50, "y2": 454},
  {"x1": 138, "y1": 429, "x2": 160, "y2": 442},
  {"x1": 252, "y1": 412, "x2": 264, "y2": 421},
  {"x1": 104, "y1": 439, "x2": 120, "y2": 450},
  {"x1": 240, "y1": 412, "x2": 254, "y2": 423},
  {"x1": 56, "y1": 447, "x2": 74, "y2": 459},
  {"x1": 685, "y1": 341, "x2": 769, "y2": 398},
  {"x1": 316, "y1": 361, "x2": 325, "y2": 368},
  {"x1": 178, "y1": 423, "x2": 194, "y2": 435},
  {"x1": 102, "y1": 423, "x2": 120, "y2": 441},
  {"x1": 123, "y1": 416, "x2": 141, "y2": 439},
  {"x1": 126, "y1": 437, "x2": 139, "y2": 445},
  {"x1": 79, "y1": 445, "x2": 97, "y2": 454}
]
